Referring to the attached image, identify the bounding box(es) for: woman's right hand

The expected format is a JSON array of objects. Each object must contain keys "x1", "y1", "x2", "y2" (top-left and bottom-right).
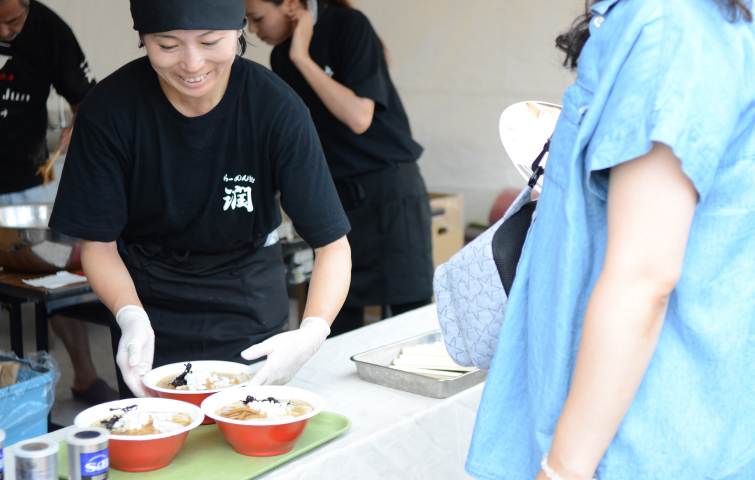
[
  {"x1": 115, "y1": 305, "x2": 156, "y2": 397},
  {"x1": 288, "y1": 8, "x2": 315, "y2": 65}
]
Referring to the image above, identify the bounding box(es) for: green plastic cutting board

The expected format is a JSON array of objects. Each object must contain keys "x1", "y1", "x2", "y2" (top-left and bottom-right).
[{"x1": 57, "y1": 412, "x2": 350, "y2": 480}]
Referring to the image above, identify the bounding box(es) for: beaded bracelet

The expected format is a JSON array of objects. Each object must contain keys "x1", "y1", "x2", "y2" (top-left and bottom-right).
[{"x1": 541, "y1": 454, "x2": 597, "y2": 480}]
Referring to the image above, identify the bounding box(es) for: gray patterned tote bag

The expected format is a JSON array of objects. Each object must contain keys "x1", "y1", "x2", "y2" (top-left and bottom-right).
[{"x1": 433, "y1": 185, "x2": 536, "y2": 370}]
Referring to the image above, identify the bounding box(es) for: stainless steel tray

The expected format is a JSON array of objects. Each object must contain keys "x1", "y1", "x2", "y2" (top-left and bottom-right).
[{"x1": 350, "y1": 330, "x2": 487, "y2": 399}]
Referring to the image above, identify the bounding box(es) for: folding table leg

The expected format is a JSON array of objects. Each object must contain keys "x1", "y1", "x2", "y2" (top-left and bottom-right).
[
  {"x1": 9, "y1": 300, "x2": 24, "y2": 358},
  {"x1": 35, "y1": 300, "x2": 50, "y2": 353},
  {"x1": 31, "y1": 301, "x2": 62, "y2": 431}
]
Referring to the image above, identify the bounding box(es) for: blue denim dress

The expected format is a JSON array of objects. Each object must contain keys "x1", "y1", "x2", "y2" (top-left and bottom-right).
[{"x1": 466, "y1": 0, "x2": 755, "y2": 478}]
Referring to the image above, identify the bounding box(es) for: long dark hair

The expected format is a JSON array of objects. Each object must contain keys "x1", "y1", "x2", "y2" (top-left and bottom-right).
[{"x1": 556, "y1": 0, "x2": 753, "y2": 69}]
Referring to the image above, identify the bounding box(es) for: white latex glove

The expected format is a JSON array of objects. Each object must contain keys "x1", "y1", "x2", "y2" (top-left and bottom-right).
[
  {"x1": 115, "y1": 305, "x2": 155, "y2": 397},
  {"x1": 241, "y1": 317, "x2": 330, "y2": 386}
]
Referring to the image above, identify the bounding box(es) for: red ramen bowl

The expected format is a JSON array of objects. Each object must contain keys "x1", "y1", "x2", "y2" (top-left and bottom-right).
[
  {"x1": 73, "y1": 398, "x2": 203, "y2": 472},
  {"x1": 143, "y1": 360, "x2": 255, "y2": 425},
  {"x1": 201, "y1": 386, "x2": 324, "y2": 457}
]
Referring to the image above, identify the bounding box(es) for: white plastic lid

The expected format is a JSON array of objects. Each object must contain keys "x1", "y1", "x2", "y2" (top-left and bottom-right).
[
  {"x1": 13, "y1": 439, "x2": 59, "y2": 458},
  {"x1": 499, "y1": 101, "x2": 562, "y2": 192},
  {"x1": 66, "y1": 427, "x2": 110, "y2": 447}
]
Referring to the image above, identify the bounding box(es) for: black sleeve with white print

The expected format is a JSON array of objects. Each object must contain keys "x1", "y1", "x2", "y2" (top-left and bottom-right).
[
  {"x1": 49, "y1": 9, "x2": 96, "y2": 106},
  {"x1": 0, "y1": 0, "x2": 95, "y2": 194}
]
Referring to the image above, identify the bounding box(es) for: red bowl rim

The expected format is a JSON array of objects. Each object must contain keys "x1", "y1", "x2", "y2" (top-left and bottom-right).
[
  {"x1": 73, "y1": 398, "x2": 204, "y2": 441},
  {"x1": 142, "y1": 360, "x2": 256, "y2": 395},
  {"x1": 200, "y1": 385, "x2": 325, "y2": 426}
]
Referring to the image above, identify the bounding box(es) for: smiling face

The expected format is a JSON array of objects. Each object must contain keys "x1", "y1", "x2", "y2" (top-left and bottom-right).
[
  {"x1": 143, "y1": 29, "x2": 240, "y2": 104},
  {"x1": 0, "y1": 0, "x2": 28, "y2": 42},
  {"x1": 244, "y1": 0, "x2": 297, "y2": 46}
]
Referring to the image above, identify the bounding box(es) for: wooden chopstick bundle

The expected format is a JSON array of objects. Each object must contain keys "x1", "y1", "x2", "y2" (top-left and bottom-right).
[{"x1": 35, "y1": 146, "x2": 62, "y2": 187}]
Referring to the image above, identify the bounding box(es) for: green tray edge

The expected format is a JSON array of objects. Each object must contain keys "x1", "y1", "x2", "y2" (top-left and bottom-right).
[{"x1": 57, "y1": 411, "x2": 351, "y2": 480}]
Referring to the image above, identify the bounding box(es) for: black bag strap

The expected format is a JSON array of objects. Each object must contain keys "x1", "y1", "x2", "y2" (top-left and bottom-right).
[
  {"x1": 493, "y1": 200, "x2": 537, "y2": 295},
  {"x1": 528, "y1": 137, "x2": 550, "y2": 188},
  {"x1": 493, "y1": 137, "x2": 550, "y2": 295}
]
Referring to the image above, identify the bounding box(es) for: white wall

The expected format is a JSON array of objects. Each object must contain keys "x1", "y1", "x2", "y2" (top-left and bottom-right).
[{"x1": 43, "y1": 0, "x2": 583, "y2": 225}]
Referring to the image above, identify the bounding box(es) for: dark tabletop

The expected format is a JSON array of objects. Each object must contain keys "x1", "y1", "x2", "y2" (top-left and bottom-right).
[{"x1": 0, "y1": 270, "x2": 92, "y2": 302}]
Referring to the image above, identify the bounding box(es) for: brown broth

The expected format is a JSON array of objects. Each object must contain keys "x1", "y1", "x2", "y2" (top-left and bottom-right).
[
  {"x1": 156, "y1": 372, "x2": 246, "y2": 390},
  {"x1": 91, "y1": 412, "x2": 191, "y2": 436},
  {"x1": 216, "y1": 398, "x2": 314, "y2": 422}
]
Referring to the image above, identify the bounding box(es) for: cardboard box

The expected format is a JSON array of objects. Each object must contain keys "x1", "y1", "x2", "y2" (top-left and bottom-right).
[{"x1": 429, "y1": 193, "x2": 464, "y2": 269}]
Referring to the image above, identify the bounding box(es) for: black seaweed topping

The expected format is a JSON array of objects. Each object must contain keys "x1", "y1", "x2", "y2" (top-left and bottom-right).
[
  {"x1": 170, "y1": 363, "x2": 192, "y2": 387},
  {"x1": 101, "y1": 404, "x2": 137, "y2": 431},
  {"x1": 109, "y1": 405, "x2": 137, "y2": 413},
  {"x1": 101, "y1": 416, "x2": 120, "y2": 431},
  {"x1": 242, "y1": 395, "x2": 279, "y2": 405}
]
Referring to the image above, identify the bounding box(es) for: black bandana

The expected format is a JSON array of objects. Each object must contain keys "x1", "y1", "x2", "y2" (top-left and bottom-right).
[{"x1": 130, "y1": 0, "x2": 247, "y2": 34}]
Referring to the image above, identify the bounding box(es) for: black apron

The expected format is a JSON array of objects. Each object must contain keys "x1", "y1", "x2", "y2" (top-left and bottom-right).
[
  {"x1": 110, "y1": 239, "x2": 289, "y2": 397},
  {"x1": 334, "y1": 161, "x2": 434, "y2": 307}
]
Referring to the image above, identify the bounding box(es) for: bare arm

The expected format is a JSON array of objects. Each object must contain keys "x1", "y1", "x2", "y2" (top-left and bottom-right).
[
  {"x1": 83, "y1": 240, "x2": 155, "y2": 397},
  {"x1": 288, "y1": 9, "x2": 375, "y2": 135},
  {"x1": 80, "y1": 240, "x2": 142, "y2": 314},
  {"x1": 302, "y1": 235, "x2": 351, "y2": 324},
  {"x1": 538, "y1": 142, "x2": 699, "y2": 480},
  {"x1": 58, "y1": 104, "x2": 79, "y2": 153}
]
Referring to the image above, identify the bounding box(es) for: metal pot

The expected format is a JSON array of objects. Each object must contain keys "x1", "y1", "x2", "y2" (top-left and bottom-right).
[{"x1": 0, "y1": 204, "x2": 81, "y2": 273}]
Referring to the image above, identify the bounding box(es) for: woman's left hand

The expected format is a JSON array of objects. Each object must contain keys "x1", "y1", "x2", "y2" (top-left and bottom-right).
[
  {"x1": 241, "y1": 317, "x2": 331, "y2": 385},
  {"x1": 288, "y1": 8, "x2": 315, "y2": 65}
]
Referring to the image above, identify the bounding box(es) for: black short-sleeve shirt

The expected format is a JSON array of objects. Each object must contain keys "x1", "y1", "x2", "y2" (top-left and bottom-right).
[
  {"x1": 270, "y1": 2, "x2": 423, "y2": 179},
  {"x1": 49, "y1": 56, "x2": 350, "y2": 251},
  {"x1": 0, "y1": 0, "x2": 96, "y2": 194}
]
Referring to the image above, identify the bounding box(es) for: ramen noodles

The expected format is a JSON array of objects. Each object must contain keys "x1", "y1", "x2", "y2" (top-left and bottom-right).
[
  {"x1": 216, "y1": 396, "x2": 314, "y2": 422},
  {"x1": 156, "y1": 363, "x2": 249, "y2": 391},
  {"x1": 91, "y1": 405, "x2": 192, "y2": 436}
]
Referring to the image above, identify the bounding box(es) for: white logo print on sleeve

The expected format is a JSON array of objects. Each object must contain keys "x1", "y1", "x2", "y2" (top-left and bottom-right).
[{"x1": 81, "y1": 60, "x2": 95, "y2": 83}]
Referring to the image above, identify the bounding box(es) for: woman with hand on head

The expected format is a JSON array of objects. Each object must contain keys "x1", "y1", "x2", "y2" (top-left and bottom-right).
[
  {"x1": 49, "y1": 0, "x2": 352, "y2": 398},
  {"x1": 465, "y1": 0, "x2": 755, "y2": 479},
  {"x1": 245, "y1": 0, "x2": 434, "y2": 336}
]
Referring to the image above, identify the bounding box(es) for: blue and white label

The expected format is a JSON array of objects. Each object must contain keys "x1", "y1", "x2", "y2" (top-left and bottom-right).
[
  {"x1": 80, "y1": 449, "x2": 109, "y2": 480},
  {"x1": 1, "y1": 447, "x2": 4, "y2": 480}
]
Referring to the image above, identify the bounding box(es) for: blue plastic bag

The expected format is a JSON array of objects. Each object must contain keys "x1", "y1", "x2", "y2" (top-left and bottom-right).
[{"x1": 0, "y1": 351, "x2": 60, "y2": 446}]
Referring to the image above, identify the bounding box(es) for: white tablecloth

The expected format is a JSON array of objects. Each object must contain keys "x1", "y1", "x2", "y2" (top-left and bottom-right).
[{"x1": 4, "y1": 305, "x2": 482, "y2": 479}]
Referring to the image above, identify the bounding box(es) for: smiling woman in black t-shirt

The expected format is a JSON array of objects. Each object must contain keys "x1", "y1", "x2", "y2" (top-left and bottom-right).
[
  {"x1": 245, "y1": 0, "x2": 434, "y2": 335},
  {"x1": 49, "y1": 0, "x2": 351, "y2": 398}
]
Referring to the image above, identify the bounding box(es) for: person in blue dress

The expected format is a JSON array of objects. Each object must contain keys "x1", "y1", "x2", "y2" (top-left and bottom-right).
[{"x1": 466, "y1": 0, "x2": 755, "y2": 479}]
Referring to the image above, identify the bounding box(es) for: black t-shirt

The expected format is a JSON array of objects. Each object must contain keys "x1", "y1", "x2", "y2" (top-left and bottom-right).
[
  {"x1": 270, "y1": 2, "x2": 423, "y2": 179},
  {"x1": 49, "y1": 56, "x2": 350, "y2": 252},
  {"x1": 0, "y1": 0, "x2": 95, "y2": 194}
]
